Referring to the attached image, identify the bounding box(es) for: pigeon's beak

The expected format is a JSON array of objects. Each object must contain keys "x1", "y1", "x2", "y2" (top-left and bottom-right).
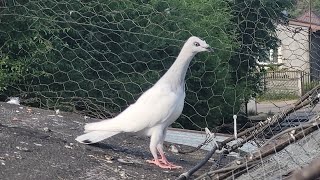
[{"x1": 206, "y1": 46, "x2": 214, "y2": 52}]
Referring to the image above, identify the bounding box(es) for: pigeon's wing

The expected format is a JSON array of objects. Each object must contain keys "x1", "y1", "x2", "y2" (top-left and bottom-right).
[
  {"x1": 80, "y1": 84, "x2": 182, "y2": 133},
  {"x1": 113, "y1": 85, "x2": 181, "y2": 132}
]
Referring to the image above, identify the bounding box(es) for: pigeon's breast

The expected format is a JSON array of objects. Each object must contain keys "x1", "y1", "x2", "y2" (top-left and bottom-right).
[{"x1": 164, "y1": 87, "x2": 185, "y2": 126}]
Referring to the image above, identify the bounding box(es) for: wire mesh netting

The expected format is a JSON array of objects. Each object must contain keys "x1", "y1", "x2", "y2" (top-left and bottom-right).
[
  {"x1": 1, "y1": 0, "x2": 320, "y2": 179},
  {"x1": 0, "y1": 0, "x2": 237, "y2": 130}
]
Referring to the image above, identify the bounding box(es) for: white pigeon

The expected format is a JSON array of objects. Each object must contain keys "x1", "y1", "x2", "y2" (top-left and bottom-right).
[{"x1": 75, "y1": 36, "x2": 213, "y2": 169}]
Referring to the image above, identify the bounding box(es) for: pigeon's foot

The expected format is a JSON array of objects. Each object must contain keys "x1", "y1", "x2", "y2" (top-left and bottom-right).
[
  {"x1": 158, "y1": 152, "x2": 182, "y2": 169},
  {"x1": 146, "y1": 159, "x2": 182, "y2": 169},
  {"x1": 158, "y1": 157, "x2": 182, "y2": 169}
]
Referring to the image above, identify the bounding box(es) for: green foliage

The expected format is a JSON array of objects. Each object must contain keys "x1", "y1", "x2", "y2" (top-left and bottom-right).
[
  {"x1": 263, "y1": 63, "x2": 286, "y2": 71},
  {"x1": 0, "y1": 0, "x2": 293, "y2": 130},
  {"x1": 257, "y1": 91, "x2": 298, "y2": 101},
  {"x1": 228, "y1": 0, "x2": 294, "y2": 99},
  {"x1": 0, "y1": 2, "x2": 51, "y2": 91},
  {"x1": 303, "y1": 81, "x2": 319, "y2": 93}
]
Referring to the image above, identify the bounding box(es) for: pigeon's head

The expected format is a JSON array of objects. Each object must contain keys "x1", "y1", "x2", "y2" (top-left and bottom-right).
[{"x1": 185, "y1": 36, "x2": 214, "y2": 53}]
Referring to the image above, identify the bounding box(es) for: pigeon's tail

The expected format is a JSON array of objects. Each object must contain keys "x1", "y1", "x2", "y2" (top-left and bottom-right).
[
  {"x1": 83, "y1": 118, "x2": 124, "y2": 133},
  {"x1": 76, "y1": 118, "x2": 123, "y2": 144},
  {"x1": 75, "y1": 131, "x2": 119, "y2": 144}
]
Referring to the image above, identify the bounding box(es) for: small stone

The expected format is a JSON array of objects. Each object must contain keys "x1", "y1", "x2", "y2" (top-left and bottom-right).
[
  {"x1": 169, "y1": 145, "x2": 179, "y2": 153},
  {"x1": 108, "y1": 178, "x2": 117, "y2": 180},
  {"x1": 65, "y1": 145, "x2": 72, "y2": 149},
  {"x1": 119, "y1": 171, "x2": 126, "y2": 178},
  {"x1": 117, "y1": 158, "x2": 133, "y2": 164},
  {"x1": 105, "y1": 155, "x2": 115, "y2": 161},
  {"x1": 22, "y1": 147, "x2": 30, "y2": 152},
  {"x1": 16, "y1": 146, "x2": 30, "y2": 152},
  {"x1": 43, "y1": 127, "x2": 51, "y2": 132}
]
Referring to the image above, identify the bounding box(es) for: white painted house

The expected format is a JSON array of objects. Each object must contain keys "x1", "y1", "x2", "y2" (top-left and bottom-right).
[
  {"x1": 275, "y1": 22, "x2": 309, "y2": 71},
  {"x1": 272, "y1": 11, "x2": 320, "y2": 80}
]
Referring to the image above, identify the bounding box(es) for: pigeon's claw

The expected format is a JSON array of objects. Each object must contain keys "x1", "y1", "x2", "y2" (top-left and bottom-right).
[
  {"x1": 158, "y1": 158, "x2": 182, "y2": 169},
  {"x1": 159, "y1": 156, "x2": 182, "y2": 169},
  {"x1": 146, "y1": 159, "x2": 182, "y2": 169},
  {"x1": 158, "y1": 149, "x2": 183, "y2": 169}
]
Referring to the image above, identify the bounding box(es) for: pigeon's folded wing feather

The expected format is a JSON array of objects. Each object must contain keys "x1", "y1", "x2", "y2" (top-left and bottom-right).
[
  {"x1": 121, "y1": 87, "x2": 179, "y2": 131},
  {"x1": 87, "y1": 85, "x2": 179, "y2": 133}
]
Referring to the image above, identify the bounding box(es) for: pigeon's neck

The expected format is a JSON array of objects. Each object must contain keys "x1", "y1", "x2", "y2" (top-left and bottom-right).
[{"x1": 158, "y1": 47, "x2": 195, "y2": 89}]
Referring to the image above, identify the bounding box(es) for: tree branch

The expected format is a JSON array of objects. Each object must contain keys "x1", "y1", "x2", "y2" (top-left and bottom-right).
[
  {"x1": 177, "y1": 84, "x2": 320, "y2": 179},
  {"x1": 209, "y1": 117, "x2": 320, "y2": 179},
  {"x1": 176, "y1": 144, "x2": 219, "y2": 180}
]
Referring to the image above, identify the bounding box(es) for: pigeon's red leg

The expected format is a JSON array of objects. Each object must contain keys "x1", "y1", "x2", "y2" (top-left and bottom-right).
[
  {"x1": 147, "y1": 129, "x2": 182, "y2": 169},
  {"x1": 146, "y1": 159, "x2": 177, "y2": 169},
  {"x1": 146, "y1": 129, "x2": 177, "y2": 169},
  {"x1": 157, "y1": 146, "x2": 182, "y2": 169}
]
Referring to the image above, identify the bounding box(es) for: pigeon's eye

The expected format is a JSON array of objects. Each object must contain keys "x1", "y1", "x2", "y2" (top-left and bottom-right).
[{"x1": 194, "y1": 42, "x2": 200, "y2": 47}]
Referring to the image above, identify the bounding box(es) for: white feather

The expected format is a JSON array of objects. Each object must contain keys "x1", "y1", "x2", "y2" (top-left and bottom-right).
[
  {"x1": 75, "y1": 131, "x2": 119, "y2": 144},
  {"x1": 75, "y1": 36, "x2": 213, "y2": 167},
  {"x1": 7, "y1": 97, "x2": 20, "y2": 105}
]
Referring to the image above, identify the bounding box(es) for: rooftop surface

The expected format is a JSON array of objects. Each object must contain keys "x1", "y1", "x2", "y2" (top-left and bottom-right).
[
  {"x1": 0, "y1": 102, "x2": 232, "y2": 180},
  {"x1": 296, "y1": 11, "x2": 320, "y2": 25}
]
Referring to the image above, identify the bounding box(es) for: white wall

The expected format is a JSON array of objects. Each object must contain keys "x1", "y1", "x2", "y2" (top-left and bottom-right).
[{"x1": 276, "y1": 24, "x2": 310, "y2": 72}]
